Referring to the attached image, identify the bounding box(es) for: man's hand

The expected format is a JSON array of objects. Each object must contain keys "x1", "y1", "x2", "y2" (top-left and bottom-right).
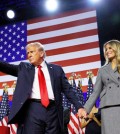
[{"x1": 78, "y1": 108, "x2": 87, "y2": 119}]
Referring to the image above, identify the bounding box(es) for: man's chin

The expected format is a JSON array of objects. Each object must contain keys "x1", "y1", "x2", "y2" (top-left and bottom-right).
[
  {"x1": 29, "y1": 61, "x2": 35, "y2": 64},
  {"x1": 31, "y1": 62, "x2": 37, "y2": 66}
]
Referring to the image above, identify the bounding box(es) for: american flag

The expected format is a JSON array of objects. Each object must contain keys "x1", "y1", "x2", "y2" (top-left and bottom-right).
[
  {"x1": 68, "y1": 79, "x2": 85, "y2": 134},
  {"x1": 86, "y1": 76, "x2": 94, "y2": 102},
  {"x1": 0, "y1": 8, "x2": 101, "y2": 133},
  {"x1": 0, "y1": 22, "x2": 27, "y2": 102},
  {"x1": 77, "y1": 80, "x2": 85, "y2": 106},
  {"x1": 0, "y1": 90, "x2": 10, "y2": 120},
  {"x1": 0, "y1": 90, "x2": 17, "y2": 134},
  {"x1": 62, "y1": 93, "x2": 71, "y2": 110}
]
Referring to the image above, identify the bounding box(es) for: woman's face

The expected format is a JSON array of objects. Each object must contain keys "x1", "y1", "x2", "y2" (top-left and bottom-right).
[{"x1": 105, "y1": 44, "x2": 116, "y2": 61}]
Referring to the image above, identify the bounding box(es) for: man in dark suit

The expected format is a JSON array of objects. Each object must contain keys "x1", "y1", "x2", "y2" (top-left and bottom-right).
[{"x1": 0, "y1": 42, "x2": 86, "y2": 134}]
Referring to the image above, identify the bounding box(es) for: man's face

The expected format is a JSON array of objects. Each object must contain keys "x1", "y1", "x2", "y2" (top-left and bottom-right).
[{"x1": 27, "y1": 46, "x2": 44, "y2": 66}]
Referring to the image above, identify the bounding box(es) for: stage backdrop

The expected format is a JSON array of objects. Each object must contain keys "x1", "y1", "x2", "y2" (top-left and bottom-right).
[{"x1": 0, "y1": 7, "x2": 101, "y2": 134}]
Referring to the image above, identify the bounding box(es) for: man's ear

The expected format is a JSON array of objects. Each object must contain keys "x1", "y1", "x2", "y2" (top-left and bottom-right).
[{"x1": 40, "y1": 51, "x2": 44, "y2": 57}]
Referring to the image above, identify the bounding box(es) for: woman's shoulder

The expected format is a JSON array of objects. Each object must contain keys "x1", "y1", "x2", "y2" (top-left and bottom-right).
[
  {"x1": 97, "y1": 63, "x2": 110, "y2": 75},
  {"x1": 100, "y1": 63, "x2": 110, "y2": 70}
]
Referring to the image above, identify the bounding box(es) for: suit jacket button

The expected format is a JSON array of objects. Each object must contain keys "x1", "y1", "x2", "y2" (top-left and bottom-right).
[
  {"x1": 109, "y1": 87, "x2": 111, "y2": 89},
  {"x1": 117, "y1": 85, "x2": 119, "y2": 87}
]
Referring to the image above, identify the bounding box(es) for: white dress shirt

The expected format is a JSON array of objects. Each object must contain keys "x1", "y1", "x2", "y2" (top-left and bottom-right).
[{"x1": 30, "y1": 61, "x2": 54, "y2": 100}]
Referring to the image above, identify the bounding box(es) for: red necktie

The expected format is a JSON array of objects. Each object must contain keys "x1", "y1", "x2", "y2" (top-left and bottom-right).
[{"x1": 38, "y1": 65, "x2": 49, "y2": 107}]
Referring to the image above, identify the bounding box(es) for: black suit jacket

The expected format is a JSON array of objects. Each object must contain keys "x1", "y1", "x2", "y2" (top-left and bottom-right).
[{"x1": 0, "y1": 61, "x2": 83, "y2": 130}]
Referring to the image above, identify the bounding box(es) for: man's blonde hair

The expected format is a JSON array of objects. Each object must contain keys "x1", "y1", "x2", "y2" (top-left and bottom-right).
[{"x1": 26, "y1": 42, "x2": 46, "y2": 58}]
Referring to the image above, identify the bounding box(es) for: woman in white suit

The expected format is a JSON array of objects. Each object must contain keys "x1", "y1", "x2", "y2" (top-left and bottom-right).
[{"x1": 82, "y1": 40, "x2": 120, "y2": 134}]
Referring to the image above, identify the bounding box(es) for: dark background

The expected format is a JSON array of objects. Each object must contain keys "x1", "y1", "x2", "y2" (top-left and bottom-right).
[{"x1": 0, "y1": 0, "x2": 120, "y2": 65}]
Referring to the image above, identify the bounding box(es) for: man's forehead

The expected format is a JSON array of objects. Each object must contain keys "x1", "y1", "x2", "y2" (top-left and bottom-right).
[
  {"x1": 27, "y1": 46, "x2": 37, "y2": 50},
  {"x1": 27, "y1": 47, "x2": 39, "y2": 53}
]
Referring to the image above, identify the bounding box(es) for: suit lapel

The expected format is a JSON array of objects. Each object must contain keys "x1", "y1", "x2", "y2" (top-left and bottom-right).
[
  {"x1": 105, "y1": 63, "x2": 120, "y2": 84},
  {"x1": 46, "y1": 63, "x2": 55, "y2": 92},
  {"x1": 28, "y1": 64, "x2": 35, "y2": 87}
]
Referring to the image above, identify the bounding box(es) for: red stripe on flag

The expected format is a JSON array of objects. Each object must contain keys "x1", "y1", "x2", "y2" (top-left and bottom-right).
[
  {"x1": 28, "y1": 8, "x2": 96, "y2": 24},
  {"x1": 52, "y1": 54, "x2": 100, "y2": 67},
  {"x1": 46, "y1": 41, "x2": 99, "y2": 56},
  {"x1": 0, "y1": 116, "x2": 17, "y2": 134},
  {"x1": 28, "y1": 29, "x2": 98, "y2": 44},
  {"x1": 28, "y1": 17, "x2": 97, "y2": 35}
]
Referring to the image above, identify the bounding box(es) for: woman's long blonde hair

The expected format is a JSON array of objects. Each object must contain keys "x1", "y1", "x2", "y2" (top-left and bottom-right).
[{"x1": 103, "y1": 40, "x2": 120, "y2": 73}]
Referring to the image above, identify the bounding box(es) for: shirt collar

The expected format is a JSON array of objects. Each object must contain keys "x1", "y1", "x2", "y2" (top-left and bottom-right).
[
  {"x1": 40, "y1": 61, "x2": 46, "y2": 68},
  {"x1": 35, "y1": 61, "x2": 46, "y2": 69}
]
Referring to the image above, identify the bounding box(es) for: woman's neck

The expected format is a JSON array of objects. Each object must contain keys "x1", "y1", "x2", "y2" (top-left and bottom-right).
[{"x1": 111, "y1": 59, "x2": 117, "y2": 70}]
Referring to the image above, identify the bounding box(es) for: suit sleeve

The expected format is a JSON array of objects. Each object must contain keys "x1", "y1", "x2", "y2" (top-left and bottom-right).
[
  {"x1": 84, "y1": 69, "x2": 103, "y2": 113},
  {"x1": 0, "y1": 61, "x2": 19, "y2": 77},
  {"x1": 60, "y1": 67, "x2": 83, "y2": 110}
]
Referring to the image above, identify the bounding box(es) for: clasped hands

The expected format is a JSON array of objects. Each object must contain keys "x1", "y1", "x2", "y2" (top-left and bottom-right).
[{"x1": 78, "y1": 108, "x2": 88, "y2": 119}]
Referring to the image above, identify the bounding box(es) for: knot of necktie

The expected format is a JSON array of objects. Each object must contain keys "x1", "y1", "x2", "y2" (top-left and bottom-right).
[{"x1": 37, "y1": 65, "x2": 42, "y2": 69}]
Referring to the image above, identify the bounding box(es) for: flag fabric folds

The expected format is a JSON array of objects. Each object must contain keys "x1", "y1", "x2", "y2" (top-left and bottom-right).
[
  {"x1": 0, "y1": 116, "x2": 17, "y2": 134},
  {"x1": 0, "y1": 90, "x2": 10, "y2": 120},
  {"x1": 62, "y1": 93, "x2": 71, "y2": 110},
  {"x1": 86, "y1": 77, "x2": 94, "y2": 102},
  {"x1": 67, "y1": 78, "x2": 85, "y2": 134},
  {"x1": 0, "y1": 126, "x2": 10, "y2": 134},
  {"x1": 0, "y1": 91, "x2": 17, "y2": 134}
]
